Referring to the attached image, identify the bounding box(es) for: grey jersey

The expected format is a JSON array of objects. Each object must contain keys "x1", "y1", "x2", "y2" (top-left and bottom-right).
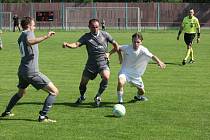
[
  {"x1": 78, "y1": 31, "x2": 114, "y2": 63},
  {"x1": 18, "y1": 31, "x2": 39, "y2": 76}
]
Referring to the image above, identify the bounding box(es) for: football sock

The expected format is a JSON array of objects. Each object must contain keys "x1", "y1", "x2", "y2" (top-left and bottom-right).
[
  {"x1": 190, "y1": 48, "x2": 194, "y2": 60},
  {"x1": 79, "y1": 84, "x2": 87, "y2": 97},
  {"x1": 40, "y1": 94, "x2": 56, "y2": 116},
  {"x1": 117, "y1": 91, "x2": 123, "y2": 103},
  {"x1": 96, "y1": 79, "x2": 108, "y2": 97},
  {"x1": 184, "y1": 49, "x2": 191, "y2": 60},
  {"x1": 5, "y1": 93, "x2": 23, "y2": 112}
]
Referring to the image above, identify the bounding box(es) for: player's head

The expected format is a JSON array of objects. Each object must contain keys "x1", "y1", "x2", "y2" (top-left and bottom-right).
[
  {"x1": 88, "y1": 18, "x2": 100, "y2": 35},
  {"x1": 189, "y1": 9, "x2": 194, "y2": 17},
  {"x1": 132, "y1": 32, "x2": 143, "y2": 50},
  {"x1": 21, "y1": 17, "x2": 35, "y2": 31}
]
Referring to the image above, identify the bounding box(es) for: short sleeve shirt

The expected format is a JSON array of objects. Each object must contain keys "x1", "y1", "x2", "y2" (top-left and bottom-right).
[
  {"x1": 78, "y1": 31, "x2": 114, "y2": 63},
  {"x1": 120, "y1": 45, "x2": 153, "y2": 78},
  {"x1": 18, "y1": 31, "x2": 39, "y2": 76},
  {"x1": 182, "y1": 16, "x2": 200, "y2": 33}
]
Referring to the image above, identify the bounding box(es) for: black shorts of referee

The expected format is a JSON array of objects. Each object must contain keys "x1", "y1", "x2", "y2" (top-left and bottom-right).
[{"x1": 184, "y1": 33, "x2": 196, "y2": 46}]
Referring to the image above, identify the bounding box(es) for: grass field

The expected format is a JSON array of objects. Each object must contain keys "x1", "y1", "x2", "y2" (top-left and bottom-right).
[{"x1": 0, "y1": 30, "x2": 210, "y2": 140}]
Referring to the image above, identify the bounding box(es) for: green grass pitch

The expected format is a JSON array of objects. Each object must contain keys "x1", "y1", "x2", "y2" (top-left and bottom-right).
[{"x1": 0, "y1": 30, "x2": 210, "y2": 140}]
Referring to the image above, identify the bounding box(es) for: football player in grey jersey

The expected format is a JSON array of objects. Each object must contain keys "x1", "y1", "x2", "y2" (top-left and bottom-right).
[
  {"x1": 1, "y1": 17, "x2": 59, "y2": 123},
  {"x1": 63, "y1": 18, "x2": 119, "y2": 107}
]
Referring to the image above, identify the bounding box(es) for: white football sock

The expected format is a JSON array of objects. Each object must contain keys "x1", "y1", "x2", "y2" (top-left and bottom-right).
[{"x1": 117, "y1": 91, "x2": 123, "y2": 103}]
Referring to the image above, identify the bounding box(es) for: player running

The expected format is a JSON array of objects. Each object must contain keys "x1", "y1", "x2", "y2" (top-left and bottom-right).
[
  {"x1": 63, "y1": 18, "x2": 119, "y2": 107},
  {"x1": 116, "y1": 32, "x2": 166, "y2": 104}
]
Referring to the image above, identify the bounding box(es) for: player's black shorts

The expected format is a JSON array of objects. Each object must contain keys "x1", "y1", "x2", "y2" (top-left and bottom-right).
[
  {"x1": 83, "y1": 58, "x2": 110, "y2": 80},
  {"x1": 184, "y1": 33, "x2": 196, "y2": 46},
  {"x1": 17, "y1": 72, "x2": 51, "y2": 90}
]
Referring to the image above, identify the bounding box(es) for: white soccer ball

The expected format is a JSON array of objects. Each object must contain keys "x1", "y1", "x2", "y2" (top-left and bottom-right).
[{"x1": 112, "y1": 104, "x2": 126, "y2": 117}]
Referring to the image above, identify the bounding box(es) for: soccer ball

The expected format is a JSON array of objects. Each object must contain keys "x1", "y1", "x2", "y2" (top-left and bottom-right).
[{"x1": 112, "y1": 104, "x2": 126, "y2": 117}]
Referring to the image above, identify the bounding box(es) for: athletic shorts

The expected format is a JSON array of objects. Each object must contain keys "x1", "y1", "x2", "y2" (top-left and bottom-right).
[
  {"x1": 17, "y1": 72, "x2": 51, "y2": 90},
  {"x1": 184, "y1": 33, "x2": 196, "y2": 46},
  {"x1": 83, "y1": 58, "x2": 110, "y2": 80},
  {"x1": 118, "y1": 73, "x2": 144, "y2": 89}
]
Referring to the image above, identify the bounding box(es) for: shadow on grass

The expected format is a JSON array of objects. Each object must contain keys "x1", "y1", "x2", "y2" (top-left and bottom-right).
[
  {"x1": 16, "y1": 100, "x2": 138, "y2": 109},
  {"x1": 149, "y1": 62, "x2": 182, "y2": 66},
  {"x1": 0, "y1": 117, "x2": 36, "y2": 122}
]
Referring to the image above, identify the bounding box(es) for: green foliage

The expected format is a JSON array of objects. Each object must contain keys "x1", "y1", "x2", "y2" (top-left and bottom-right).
[{"x1": 0, "y1": 30, "x2": 210, "y2": 140}]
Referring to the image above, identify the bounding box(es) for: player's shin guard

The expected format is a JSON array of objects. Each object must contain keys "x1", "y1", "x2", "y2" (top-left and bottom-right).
[
  {"x1": 79, "y1": 84, "x2": 87, "y2": 97},
  {"x1": 40, "y1": 94, "x2": 56, "y2": 116},
  {"x1": 96, "y1": 79, "x2": 108, "y2": 97},
  {"x1": 5, "y1": 93, "x2": 23, "y2": 112}
]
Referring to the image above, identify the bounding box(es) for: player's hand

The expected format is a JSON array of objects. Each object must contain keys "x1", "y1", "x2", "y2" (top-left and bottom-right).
[
  {"x1": 158, "y1": 62, "x2": 166, "y2": 69},
  {"x1": 197, "y1": 38, "x2": 200, "y2": 43},
  {"x1": 47, "y1": 31, "x2": 55, "y2": 37}
]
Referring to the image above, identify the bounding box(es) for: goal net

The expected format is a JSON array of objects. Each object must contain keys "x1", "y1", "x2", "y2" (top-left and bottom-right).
[
  {"x1": 0, "y1": 12, "x2": 12, "y2": 31},
  {"x1": 65, "y1": 7, "x2": 140, "y2": 31}
]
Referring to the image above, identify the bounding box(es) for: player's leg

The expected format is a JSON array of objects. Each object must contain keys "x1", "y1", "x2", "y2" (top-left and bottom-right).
[
  {"x1": 29, "y1": 72, "x2": 58, "y2": 122},
  {"x1": 1, "y1": 88, "x2": 26, "y2": 117},
  {"x1": 183, "y1": 33, "x2": 195, "y2": 65},
  {"x1": 1, "y1": 75, "x2": 28, "y2": 117},
  {"x1": 96, "y1": 69, "x2": 110, "y2": 97},
  {"x1": 75, "y1": 74, "x2": 90, "y2": 104},
  {"x1": 133, "y1": 77, "x2": 148, "y2": 101},
  {"x1": 189, "y1": 47, "x2": 195, "y2": 63},
  {"x1": 39, "y1": 82, "x2": 58, "y2": 122},
  {"x1": 189, "y1": 34, "x2": 196, "y2": 63},
  {"x1": 94, "y1": 69, "x2": 110, "y2": 107},
  {"x1": 117, "y1": 74, "x2": 127, "y2": 104}
]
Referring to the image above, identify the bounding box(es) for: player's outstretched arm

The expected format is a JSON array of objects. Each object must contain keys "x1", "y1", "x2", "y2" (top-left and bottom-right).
[
  {"x1": 27, "y1": 31, "x2": 55, "y2": 45},
  {"x1": 63, "y1": 42, "x2": 80, "y2": 49},
  {"x1": 152, "y1": 55, "x2": 166, "y2": 69}
]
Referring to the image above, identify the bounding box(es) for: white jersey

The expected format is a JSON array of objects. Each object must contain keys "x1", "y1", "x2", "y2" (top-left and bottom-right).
[{"x1": 119, "y1": 45, "x2": 153, "y2": 78}]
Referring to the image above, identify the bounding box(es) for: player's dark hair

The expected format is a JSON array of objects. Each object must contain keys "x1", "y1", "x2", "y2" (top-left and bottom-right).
[
  {"x1": 89, "y1": 18, "x2": 100, "y2": 25},
  {"x1": 132, "y1": 32, "x2": 143, "y2": 41},
  {"x1": 21, "y1": 17, "x2": 33, "y2": 30}
]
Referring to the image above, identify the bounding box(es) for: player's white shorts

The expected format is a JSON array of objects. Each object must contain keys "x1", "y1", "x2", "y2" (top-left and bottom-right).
[{"x1": 118, "y1": 73, "x2": 144, "y2": 89}]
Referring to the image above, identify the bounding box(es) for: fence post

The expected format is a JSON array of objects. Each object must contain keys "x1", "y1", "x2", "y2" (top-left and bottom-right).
[
  {"x1": 61, "y1": 1, "x2": 65, "y2": 30},
  {"x1": 156, "y1": 2, "x2": 160, "y2": 30},
  {"x1": 125, "y1": 2, "x2": 128, "y2": 30}
]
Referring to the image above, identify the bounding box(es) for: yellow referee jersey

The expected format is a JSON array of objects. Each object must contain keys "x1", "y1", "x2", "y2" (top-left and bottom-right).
[{"x1": 182, "y1": 16, "x2": 200, "y2": 33}]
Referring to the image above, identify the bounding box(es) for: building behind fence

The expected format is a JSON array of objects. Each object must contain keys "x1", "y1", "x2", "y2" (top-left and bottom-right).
[{"x1": 0, "y1": 2, "x2": 210, "y2": 31}]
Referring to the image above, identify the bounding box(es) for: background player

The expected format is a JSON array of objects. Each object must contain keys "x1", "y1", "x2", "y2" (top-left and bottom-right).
[{"x1": 177, "y1": 8, "x2": 200, "y2": 65}]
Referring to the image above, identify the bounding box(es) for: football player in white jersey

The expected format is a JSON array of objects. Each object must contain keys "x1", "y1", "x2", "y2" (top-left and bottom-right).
[{"x1": 116, "y1": 32, "x2": 166, "y2": 104}]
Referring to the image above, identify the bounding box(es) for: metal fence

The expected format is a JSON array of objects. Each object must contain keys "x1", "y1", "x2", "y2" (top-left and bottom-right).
[{"x1": 0, "y1": 2, "x2": 210, "y2": 31}]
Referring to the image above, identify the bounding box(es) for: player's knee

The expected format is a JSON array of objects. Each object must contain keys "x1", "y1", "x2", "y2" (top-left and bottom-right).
[
  {"x1": 118, "y1": 78, "x2": 125, "y2": 87},
  {"x1": 18, "y1": 89, "x2": 26, "y2": 97},
  {"x1": 102, "y1": 74, "x2": 110, "y2": 81},
  {"x1": 50, "y1": 88, "x2": 59, "y2": 96}
]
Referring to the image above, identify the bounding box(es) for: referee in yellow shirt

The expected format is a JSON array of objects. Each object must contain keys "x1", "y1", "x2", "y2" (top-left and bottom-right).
[{"x1": 177, "y1": 8, "x2": 200, "y2": 65}]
